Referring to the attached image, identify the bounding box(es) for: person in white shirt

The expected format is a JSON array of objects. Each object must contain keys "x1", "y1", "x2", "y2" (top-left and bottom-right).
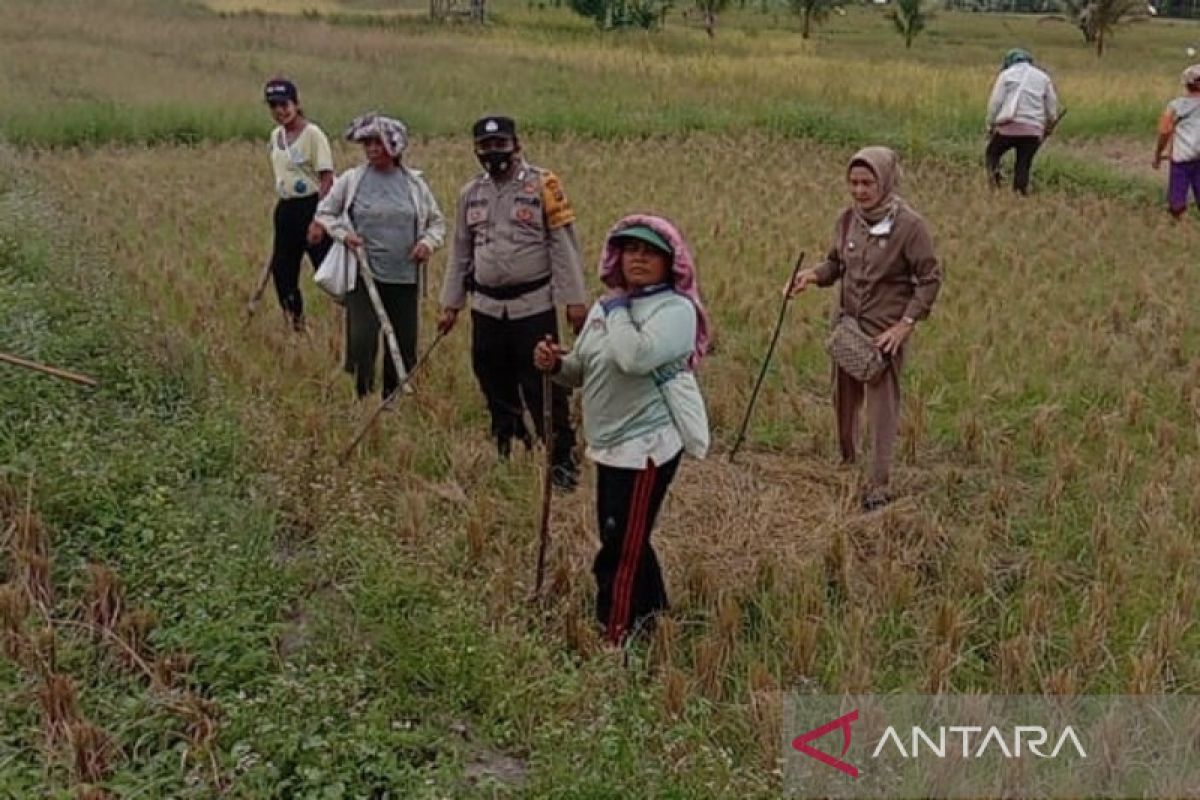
[
  {"x1": 263, "y1": 77, "x2": 335, "y2": 331},
  {"x1": 985, "y1": 49, "x2": 1060, "y2": 196},
  {"x1": 1153, "y1": 65, "x2": 1200, "y2": 219}
]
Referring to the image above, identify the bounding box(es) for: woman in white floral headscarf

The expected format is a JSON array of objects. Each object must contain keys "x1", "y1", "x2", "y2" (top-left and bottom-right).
[{"x1": 315, "y1": 113, "x2": 446, "y2": 399}]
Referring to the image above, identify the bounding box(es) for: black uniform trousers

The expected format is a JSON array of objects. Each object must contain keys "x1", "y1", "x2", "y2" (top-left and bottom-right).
[
  {"x1": 270, "y1": 195, "x2": 330, "y2": 320},
  {"x1": 594, "y1": 454, "x2": 681, "y2": 645},
  {"x1": 470, "y1": 308, "x2": 575, "y2": 468}
]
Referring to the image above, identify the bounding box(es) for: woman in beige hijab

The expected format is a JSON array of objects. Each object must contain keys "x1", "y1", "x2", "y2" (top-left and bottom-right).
[{"x1": 788, "y1": 147, "x2": 942, "y2": 510}]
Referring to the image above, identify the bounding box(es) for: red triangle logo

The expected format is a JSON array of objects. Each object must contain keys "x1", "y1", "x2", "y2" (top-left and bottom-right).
[{"x1": 791, "y1": 708, "x2": 860, "y2": 779}]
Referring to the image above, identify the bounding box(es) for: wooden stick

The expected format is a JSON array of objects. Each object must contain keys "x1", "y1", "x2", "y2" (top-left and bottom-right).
[
  {"x1": 534, "y1": 361, "x2": 554, "y2": 597},
  {"x1": 352, "y1": 246, "x2": 408, "y2": 387},
  {"x1": 337, "y1": 330, "x2": 447, "y2": 464},
  {"x1": 245, "y1": 256, "x2": 272, "y2": 317},
  {"x1": 729, "y1": 251, "x2": 805, "y2": 463},
  {"x1": 0, "y1": 352, "x2": 97, "y2": 388}
]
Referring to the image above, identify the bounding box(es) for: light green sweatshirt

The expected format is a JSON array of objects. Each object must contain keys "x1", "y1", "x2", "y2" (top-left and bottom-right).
[{"x1": 554, "y1": 288, "x2": 697, "y2": 451}]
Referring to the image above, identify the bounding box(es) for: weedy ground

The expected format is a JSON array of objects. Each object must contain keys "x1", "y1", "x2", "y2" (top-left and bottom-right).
[{"x1": 4, "y1": 0, "x2": 1200, "y2": 796}]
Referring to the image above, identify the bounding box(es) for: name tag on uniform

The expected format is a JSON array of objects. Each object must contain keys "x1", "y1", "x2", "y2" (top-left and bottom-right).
[{"x1": 466, "y1": 206, "x2": 488, "y2": 225}]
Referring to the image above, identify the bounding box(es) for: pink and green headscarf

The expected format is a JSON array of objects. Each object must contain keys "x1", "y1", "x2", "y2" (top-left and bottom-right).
[{"x1": 600, "y1": 213, "x2": 711, "y2": 370}]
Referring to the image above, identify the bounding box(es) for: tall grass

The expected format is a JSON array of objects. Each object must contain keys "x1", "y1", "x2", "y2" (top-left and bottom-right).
[
  {"x1": 2, "y1": 0, "x2": 1194, "y2": 153},
  {"x1": 14, "y1": 129, "x2": 1200, "y2": 791},
  {"x1": 0, "y1": 140, "x2": 783, "y2": 794},
  {"x1": 7, "y1": 0, "x2": 1200, "y2": 792}
]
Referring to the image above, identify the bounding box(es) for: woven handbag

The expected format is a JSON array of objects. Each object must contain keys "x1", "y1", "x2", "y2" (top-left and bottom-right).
[
  {"x1": 824, "y1": 210, "x2": 888, "y2": 383},
  {"x1": 826, "y1": 314, "x2": 886, "y2": 384}
]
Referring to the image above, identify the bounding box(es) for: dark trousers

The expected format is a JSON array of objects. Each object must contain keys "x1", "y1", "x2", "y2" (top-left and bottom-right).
[
  {"x1": 270, "y1": 195, "x2": 330, "y2": 319},
  {"x1": 469, "y1": 308, "x2": 575, "y2": 467},
  {"x1": 344, "y1": 281, "x2": 419, "y2": 398},
  {"x1": 985, "y1": 134, "x2": 1042, "y2": 195},
  {"x1": 594, "y1": 454, "x2": 681, "y2": 644}
]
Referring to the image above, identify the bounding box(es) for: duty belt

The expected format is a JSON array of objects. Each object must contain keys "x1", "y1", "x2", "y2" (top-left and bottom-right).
[{"x1": 467, "y1": 274, "x2": 551, "y2": 301}]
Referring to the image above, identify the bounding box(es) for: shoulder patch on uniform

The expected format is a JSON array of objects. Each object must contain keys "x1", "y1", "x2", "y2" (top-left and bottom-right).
[{"x1": 540, "y1": 171, "x2": 575, "y2": 230}]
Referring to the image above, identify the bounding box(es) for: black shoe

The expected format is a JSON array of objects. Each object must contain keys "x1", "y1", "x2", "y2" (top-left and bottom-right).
[
  {"x1": 291, "y1": 313, "x2": 307, "y2": 333},
  {"x1": 861, "y1": 489, "x2": 892, "y2": 512},
  {"x1": 551, "y1": 463, "x2": 579, "y2": 493}
]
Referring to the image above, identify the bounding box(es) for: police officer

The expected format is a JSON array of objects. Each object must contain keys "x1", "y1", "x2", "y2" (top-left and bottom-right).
[{"x1": 438, "y1": 115, "x2": 588, "y2": 489}]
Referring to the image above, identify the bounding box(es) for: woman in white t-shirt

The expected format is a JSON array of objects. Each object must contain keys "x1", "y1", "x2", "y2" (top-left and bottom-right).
[{"x1": 264, "y1": 77, "x2": 335, "y2": 331}]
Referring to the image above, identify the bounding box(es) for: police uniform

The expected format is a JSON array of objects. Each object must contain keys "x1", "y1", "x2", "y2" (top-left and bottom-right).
[{"x1": 440, "y1": 124, "x2": 587, "y2": 476}]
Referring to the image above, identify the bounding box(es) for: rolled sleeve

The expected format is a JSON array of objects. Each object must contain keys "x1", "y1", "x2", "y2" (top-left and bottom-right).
[
  {"x1": 813, "y1": 254, "x2": 843, "y2": 287},
  {"x1": 312, "y1": 127, "x2": 334, "y2": 174},
  {"x1": 986, "y1": 77, "x2": 1006, "y2": 127},
  {"x1": 314, "y1": 172, "x2": 353, "y2": 242},
  {"x1": 418, "y1": 180, "x2": 446, "y2": 252},
  {"x1": 900, "y1": 219, "x2": 942, "y2": 322},
  {"x1": 440, "y1": 189, "x2": 473, "y2": 310},
  {"x1": 554, "y1": 350, "x2": 585, "y2": 388},
  {"x1": 548, "y1": 223, "x2": 588, "y2": 306},
  {"x1": 813, "y1": 212, "x2": 849, "y2": 287},
  {"x1": 1044, "y1": 80, "x2": 1060, "y2": 126}
]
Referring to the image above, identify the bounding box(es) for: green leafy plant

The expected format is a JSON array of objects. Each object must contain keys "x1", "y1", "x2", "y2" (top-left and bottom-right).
[
  {"x1": 890, "y1": 0, "x2": 933, "y2": 48},
  {"x1": 1057, "y1": 0, "x2": 1148, "y2": 55}
]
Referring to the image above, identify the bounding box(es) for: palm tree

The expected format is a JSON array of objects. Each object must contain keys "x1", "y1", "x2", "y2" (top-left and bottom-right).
[{"x1": 1057, "y1": 0, "x2": 1148, "y2": 55}]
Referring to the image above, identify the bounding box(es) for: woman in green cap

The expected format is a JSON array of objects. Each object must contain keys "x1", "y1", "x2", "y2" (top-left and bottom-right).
[
  {"x1": 985, "y1": 49, "x2": 1060, "y2": 195},
  {"x1": 534, "y1": 214, "x2": 709, "y2": 646}
]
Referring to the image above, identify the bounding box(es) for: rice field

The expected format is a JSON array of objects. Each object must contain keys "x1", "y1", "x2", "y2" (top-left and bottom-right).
[
  {"x1": 4, "y1": 0, "x2": 1200, "y2": 795},
  {"x1": 3, "y1": 0, "x2": 1199, "y2": 150}
]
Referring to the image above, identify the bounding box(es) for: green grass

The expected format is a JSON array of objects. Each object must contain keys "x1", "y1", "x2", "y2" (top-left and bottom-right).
[
  {"x1": 3, "y1": 0, "x2": 1197, "y2": 158},
  {"x1": 0, "y1": 144, "x2": 779, "y2": 798},
  {"x1": 7, "y1": 0, "x2": 1200, "y2": 794}
]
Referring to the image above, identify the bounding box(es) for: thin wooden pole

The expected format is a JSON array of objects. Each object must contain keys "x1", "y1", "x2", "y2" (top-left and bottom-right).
[
  {"x1": 353, "y1": 246, "x2": 408, "y2": 387},
  {"x1": 337, "y1": 330, "x2": 447, "y2": 464},
  {"x1": 534, "y1": 363, "x2": 554, "y2": 596},
  {"x1": 0, "y1": 352, "x2": 97, "y2": 388},
  {"x1": 245, "y1": 256, "x2": 273, "y2": 317},
  {"x1": 729, "y1": 252, "x2": 805, "y2": 462}
]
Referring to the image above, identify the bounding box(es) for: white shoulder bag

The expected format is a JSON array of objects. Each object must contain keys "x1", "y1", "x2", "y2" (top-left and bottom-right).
[
  {"x1": 314, "y1": 240, "x2": 357, "y2": 303},
  {"x1": 995, "y1": 67, "x2": 1035, "y2": 127}
]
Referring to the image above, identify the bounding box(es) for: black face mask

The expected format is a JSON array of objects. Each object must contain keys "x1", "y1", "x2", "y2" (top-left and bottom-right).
[{"x1": 477, "y1": 149, "x2": 514, "y2": 179}]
